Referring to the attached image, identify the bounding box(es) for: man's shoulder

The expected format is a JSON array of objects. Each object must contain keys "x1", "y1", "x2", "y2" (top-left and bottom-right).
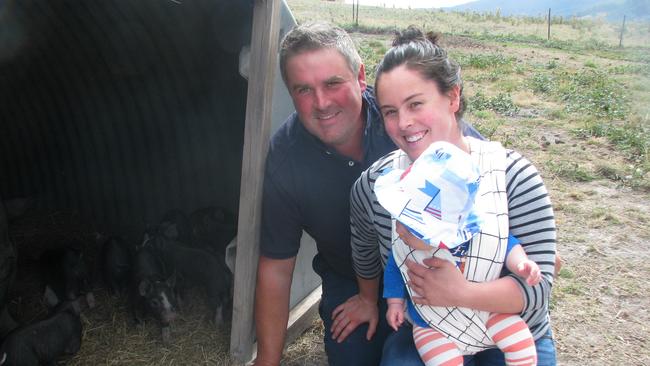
[
  {"x1": 358, "y1": 149, "x2": 400, "y2": 185},
  {"x1": 369, "y1": 149, "x2": 400, "y2": 172},
  {"x1": 269, "y1": 112, "x2": 300, "y2": 152},
  {"x1": 266, "y1": 113, "x2": 305, "y2": 174}
]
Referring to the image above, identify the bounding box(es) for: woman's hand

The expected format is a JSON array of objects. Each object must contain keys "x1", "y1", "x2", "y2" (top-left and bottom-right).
[{"x1": 406, "y1": 257, "x2": 469, "y2": 307}]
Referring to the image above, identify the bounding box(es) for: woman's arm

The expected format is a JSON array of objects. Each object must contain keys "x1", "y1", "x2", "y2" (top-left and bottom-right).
[
  {"x1": 406, "y1": 251, "x2": 525, "y2": 314},
  {"x1": 350, "y1": 168, "x2": 385, "y2": 279},
  {"x1": 406, "y1": 150, "x2": 556, "y2": 316},
  {"x1": 505, "y1": 150, "x2": 556, "y2": 316}
]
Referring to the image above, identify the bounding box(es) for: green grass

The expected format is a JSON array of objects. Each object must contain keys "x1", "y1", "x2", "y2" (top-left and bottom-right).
[
  {"x1": 529, "y1": 68, "x2": 629, "y2": 120},
  {"x1": 529, "y1": 72, "x2": 556, "y2": 93},
  {"x1": 469, "y1": 115, "x2": 503, "y2": 140},
  {"x1": 469, "y1": 91, "x2": 520, "y2": 116},
  {"x1": 574, "y1": 119, "x2": 649, "y2": 166},
  {"x1": 560, "y1": 69, "x2": 629, "y2": 119},
  {"x1": 355, "y1": 37, "x2": 388, "y2": 83},
  {"x1": 557, "y1": 267, "x2": 575, "y2": 279},
  {"x1": 456, "y1": 53, "x2": 515, "y2": 69},
  {"x1": 608, "y1": 63, "x2": 650, "y2": 76},
  {"x1": 545, "y1": 160, "x2": 595, "y2": 182}
]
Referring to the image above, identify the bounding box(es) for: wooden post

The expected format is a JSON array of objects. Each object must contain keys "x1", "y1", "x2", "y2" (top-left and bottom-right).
[
  {"x1": 547, "y1": 8, "x2": 551, "y2": 40},
  {"x1": 619, "y1": 15, "x2": 626, "y2": 47},
  {"x1": 355, "y1": 0, "x2": 360, "y2": 26},
  {"x1": 229, "y1": 0, "x2": 281, "y2": 364},
  {"x1": 352, "y1": 0, "x2": 356, "y2": 24}
]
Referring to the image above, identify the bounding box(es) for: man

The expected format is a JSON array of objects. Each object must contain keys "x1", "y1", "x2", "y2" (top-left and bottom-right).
[
  {"x1": 253, "y1": 21, "x2": 396, "y2": 366},
  {"x1": 253, "y1": 22, "x2": 485, "y2": 366}
]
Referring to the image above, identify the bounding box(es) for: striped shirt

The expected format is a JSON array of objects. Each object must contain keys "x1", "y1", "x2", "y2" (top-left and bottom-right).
[{"x1": 350, "y1": 146, "x2": 556, "y2": 340}]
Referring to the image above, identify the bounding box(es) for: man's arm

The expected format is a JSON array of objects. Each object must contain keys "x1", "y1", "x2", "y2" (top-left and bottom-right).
[{"x1": 254, "y1": 255, "x2": 297, "y2": 366}]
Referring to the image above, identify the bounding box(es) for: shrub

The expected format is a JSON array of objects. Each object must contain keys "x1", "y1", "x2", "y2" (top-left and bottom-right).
[
  {"x1": 559, "y1": 70, "x2": 628, "y2": 119},
  {"x1": 469, "y1": 92, "x2": 520, "y2": 116},
  {"x1": 530, "y1": 72, "x2": 556, "y2": 93}
]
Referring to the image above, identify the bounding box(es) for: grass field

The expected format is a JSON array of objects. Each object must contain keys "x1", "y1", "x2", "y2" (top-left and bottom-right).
[{"x1": 282, "y1": 1, "x2": 650, "y2": 365}]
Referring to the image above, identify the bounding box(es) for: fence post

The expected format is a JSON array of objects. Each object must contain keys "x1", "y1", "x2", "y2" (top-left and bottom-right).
[
  {"x1": 547, "y1": 8, "x2": 551, "y2": 40},
  {"x1": 355, "y1": 0, "x2": 359, "y2": 26},
  {"x1": 619, "y1": 15, "x2": 626, "y2": 47}
]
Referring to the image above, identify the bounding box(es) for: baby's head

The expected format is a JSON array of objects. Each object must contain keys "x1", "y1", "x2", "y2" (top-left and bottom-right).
[
  {"x1": 376, "y1": 141, "x2": 483, "y2": 249},
  {"x1": 395, "y1": 221, "x2": 429, "y2": 251}
]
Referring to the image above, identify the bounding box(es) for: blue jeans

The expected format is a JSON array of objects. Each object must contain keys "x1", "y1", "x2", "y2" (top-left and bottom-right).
[
  {"x1": 313, "y1": 255, "x2": 391, "y2": 366},
  {"x1": 381, "y1": 322, "x2": 557, "y2": 366}
]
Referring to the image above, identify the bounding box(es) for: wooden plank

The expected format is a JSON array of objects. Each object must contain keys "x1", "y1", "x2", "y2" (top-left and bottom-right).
[
  {"x1": 285, "y1": 285, "x2": 322, "y2": 346},
  {"x1": 230, "y1": 0, "x2": 282, "y2": 364},
  {"x1": 247, "y1": 286, "x2": 323, "y2": 366}
]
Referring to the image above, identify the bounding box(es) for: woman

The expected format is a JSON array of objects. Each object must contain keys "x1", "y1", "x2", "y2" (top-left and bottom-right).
[{"x1": 349, "y1": 26, "x2": 557, "y2": 365}]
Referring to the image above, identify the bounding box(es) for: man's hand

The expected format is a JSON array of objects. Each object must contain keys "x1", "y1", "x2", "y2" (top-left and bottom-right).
[
  {"x1": 330, "y1": 294, "x2": 378, "y2": 343},
  {"x1": 406, "y1": 257, "x2": 468, "y2": 307}
]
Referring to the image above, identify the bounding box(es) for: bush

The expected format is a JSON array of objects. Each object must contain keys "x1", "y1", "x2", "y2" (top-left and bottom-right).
[
  {"x1": 559, "y1": 70, "x2": 628, "y2": 119},
  {"x1": 530, "y1": 72, "x2": 556, "y2": 93},
  {"x1": 470, "y1": 92, "x2": 520, "y2": 116}
]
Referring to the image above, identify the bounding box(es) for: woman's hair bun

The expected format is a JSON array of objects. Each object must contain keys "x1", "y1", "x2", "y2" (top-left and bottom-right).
[{"x1": 392, "y1": 25, "x2": 441, "y2": 47}]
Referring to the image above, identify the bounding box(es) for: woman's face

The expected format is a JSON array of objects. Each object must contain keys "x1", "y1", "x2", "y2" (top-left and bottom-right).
[{"x1": 377, "y1": 64, "x2": 463, "y2": 161}]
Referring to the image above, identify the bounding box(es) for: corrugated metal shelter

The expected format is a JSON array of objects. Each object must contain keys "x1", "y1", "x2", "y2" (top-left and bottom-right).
[{"x1": 0, "y1": 0, "x2": 320, "y2": 363}]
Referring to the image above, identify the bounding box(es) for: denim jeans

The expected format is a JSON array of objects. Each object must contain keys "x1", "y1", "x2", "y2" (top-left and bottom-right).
[
  {"x1": 381, "y1": 322, "x2": 557, "y2": 366},
  {"x1": 313, "y1": 255, "x2": 391, "y2": 366},
  {"x1": 380, "y1": 323, "x2": 425, "y2": 365}
]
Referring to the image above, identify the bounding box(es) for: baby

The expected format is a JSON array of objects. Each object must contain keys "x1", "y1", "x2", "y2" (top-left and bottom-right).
[{"x1": 376, "y1": 141, "x2": 540, "y2": 366}]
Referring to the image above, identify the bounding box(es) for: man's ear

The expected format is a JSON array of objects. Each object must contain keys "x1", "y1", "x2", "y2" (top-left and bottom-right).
[
  {"x1": 448, "y1": 84, "x2": 461, "y2": 113},
  {"x1": 357, "y1": 63, "x2": 367, "y2": 92}
]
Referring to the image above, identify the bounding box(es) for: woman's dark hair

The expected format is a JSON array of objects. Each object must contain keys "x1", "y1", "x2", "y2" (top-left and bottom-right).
[{"x1": 375, "y1": 26, "x2": 466, "y2": 122}]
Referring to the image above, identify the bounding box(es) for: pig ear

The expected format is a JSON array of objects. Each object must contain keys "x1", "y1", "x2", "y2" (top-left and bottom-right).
[
  {"x1": 43, "y1": 285, "x2": 60, "y2": 308},
  {"x1": 139, "y1": 280, "x2": 152, "y2": 296},
  {"x1": 71, "y1": 299, "x2": 82, "y2": 315},
  {"x1": 167, "y1": 272, "x2": 177, "y2": 287},
  {"x1": 163, "y1": 223, "x2": 179, "y2": 239}
]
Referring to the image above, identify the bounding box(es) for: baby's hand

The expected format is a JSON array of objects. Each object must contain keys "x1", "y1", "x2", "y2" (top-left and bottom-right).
[
  {"x1": 386, "y1": 301, "x2": 405, "y2": 331},
  {"x1": 516, "y1": 260, "x2": 541, "y2": 286}
]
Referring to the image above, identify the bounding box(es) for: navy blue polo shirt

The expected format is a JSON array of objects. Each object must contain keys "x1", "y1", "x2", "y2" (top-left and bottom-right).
[{"x1": 260, "y1": 88, "x2": 395, "y2": 279}]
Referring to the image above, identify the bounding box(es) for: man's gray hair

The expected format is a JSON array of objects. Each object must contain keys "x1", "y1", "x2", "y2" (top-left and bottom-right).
[{"x1": 279, "y1": 21, "x2": 362, "y2": 85}]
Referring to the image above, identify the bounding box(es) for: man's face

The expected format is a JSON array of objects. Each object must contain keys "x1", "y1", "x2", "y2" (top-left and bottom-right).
[{"x1": 284, "y1": 48, "x2": 367, "y2": 149}]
